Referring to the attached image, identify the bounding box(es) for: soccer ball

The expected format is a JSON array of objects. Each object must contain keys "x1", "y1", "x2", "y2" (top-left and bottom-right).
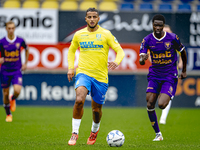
[{"x1": 106, "y1": 130, "x2": 125, "y2": 147}]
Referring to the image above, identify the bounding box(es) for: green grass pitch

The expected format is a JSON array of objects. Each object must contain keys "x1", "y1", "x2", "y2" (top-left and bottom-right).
[{"x1": 0, "y1": 106, "x2": 200, "y2": 150}]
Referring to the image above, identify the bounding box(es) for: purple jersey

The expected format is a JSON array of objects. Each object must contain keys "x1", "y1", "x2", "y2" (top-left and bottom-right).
[
  {"x1": 0, "y1": 36, "x2": 28, "y2": 73},
  {"x1": 140, "y1": 32, "x2": 185, "y2": 79}
]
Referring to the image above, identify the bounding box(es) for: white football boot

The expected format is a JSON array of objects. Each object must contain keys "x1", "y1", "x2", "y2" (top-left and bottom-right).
[{"x1": 153, "y1": 132, "x2": 163, "y2": 141}]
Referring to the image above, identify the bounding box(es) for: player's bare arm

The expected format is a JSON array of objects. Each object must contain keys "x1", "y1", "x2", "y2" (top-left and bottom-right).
[
  {"x1": 0, "y1": 57, "x2": 4, "y2": 64},
  {"x1": 179, "y1": 48, "x2": 187, "y2": 79},
  {"x1": 139, "y1": 53, "x2": 149, "y2": 65},
  {"x1": 21, "y1": 48, "x2": 29, "y2": 71},
  {"x1": 108, "y1": 62, "x2": 118, "y2": 70},
  {"x1": 67, "y1": 69, "x2": 75, "y2": 82}
]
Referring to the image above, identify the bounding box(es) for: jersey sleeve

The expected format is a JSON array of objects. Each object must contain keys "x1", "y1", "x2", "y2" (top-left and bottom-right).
[
  {"x1": 68, "y1": 32, "x2": 79, "y2": 69},
  {"x1": 107, "y1": 32, "x2": 125, "y2": 65},
  {"x1": 21, "y1": 39, "x2": 28, "y2": 50},
  {"x1": 139, "y1": 38, "x2": 148, "y2": 55},
  {"x1": 173, "y1": 34, "x2": 185, "y2": 53}
]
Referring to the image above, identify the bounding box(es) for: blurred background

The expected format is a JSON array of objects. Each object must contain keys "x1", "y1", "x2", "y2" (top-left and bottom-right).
[{"x1": 0, "y1": 0, "x2": 199, "y2": 107}]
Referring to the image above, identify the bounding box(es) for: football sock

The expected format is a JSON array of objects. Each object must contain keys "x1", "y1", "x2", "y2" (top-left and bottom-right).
[
  {"x1": 91, "y1": 121, "x2": 100, "y2": 133},
  {"x1": 160, "y1": 100, "x2": 172, "y2": 122},
  {"x1": 72, "y1": 118, "x2": 81, "y2": 134},
  {"x1": 4, "y1": 104, "x2": 11, "y2": 115},
  {"x1": 147, "y1": 108, "x2": 160, "y2": 133},
  {"x1": 12, "y1": 95, "x2": 17, "y2": 100}
]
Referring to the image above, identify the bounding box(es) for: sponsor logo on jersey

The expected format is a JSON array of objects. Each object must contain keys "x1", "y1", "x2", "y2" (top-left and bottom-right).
[
  {"x1": 5, "y1": 50, "x2": 19, "y2": 57},
  {"x1": 80, "y1": 41, "x2": 103, "y2": 49}
]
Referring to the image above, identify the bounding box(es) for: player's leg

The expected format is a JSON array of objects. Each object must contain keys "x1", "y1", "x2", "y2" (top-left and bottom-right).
[
  {"x1": 146, "y1": 92, "x2": 163, "y2": 141},
  {"x1": 158, "y1": 79, "x2": 177, "y2": 125},
  {"x1": 1, "y1": 73, "x2": 12, "y2": 122},
  {"x1": 3, "y1": 87, "x2": 12, "y2": 122},
  {"x1": 68, "y1": 73, "x2": 91, "y2": 146},
  {"x1": 146, "y1": 79, "x2": 163, "y2": 141},
  {"x1": 68, "y1": 86, "x2": 88, "y2": 145},
  {"x1": 87, "y1": 99, "x2": 102, "y2": 145},
  {"x1": 159, "y1": 100, "x2": 172, "y2": 124},
  {"x1": 72, "y1": 86, "x2": 88, "y2": 130},
  {"x1": 10, "y1": 84, "x2": 22, "y2": 112},
  {"x1": 91, "y1": 99, "x2": 102, "y2": 132},
  {"x1": 87, "y1": 79, "x2": 108, "y2": 145},
  {"x1": 10, "y1": 72, "x2": 23, "y2": 112}
]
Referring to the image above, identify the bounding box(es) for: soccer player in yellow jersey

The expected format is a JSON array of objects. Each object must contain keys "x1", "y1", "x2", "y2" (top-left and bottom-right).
[{"x1": 67, "y1": 8, "x2": 125, "y2": 145}]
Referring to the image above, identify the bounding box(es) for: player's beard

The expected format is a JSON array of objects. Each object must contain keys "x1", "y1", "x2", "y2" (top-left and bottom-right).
[{"x1": 88, "y1": 22, "x2": 98, "y2": 29}]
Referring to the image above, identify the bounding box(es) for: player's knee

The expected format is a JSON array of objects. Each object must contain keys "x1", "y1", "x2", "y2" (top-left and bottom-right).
[
  {"x1": 158, "y1": 103, "x2": 166, "y2": 109},
  {"x1": 147, "y1": 101, "x2": 155, "y2": 109},
  {"x1": 14, "y1": 90, "x2": 21, "y2": 96},
  {"x1": 75, "y1": 96, "x2": 84, "y2": 107},
  {"x1": 3, "y1": 90, "x2": 9, "y2": 97}
]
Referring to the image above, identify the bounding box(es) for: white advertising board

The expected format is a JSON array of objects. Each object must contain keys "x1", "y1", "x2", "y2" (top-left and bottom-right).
[{"x1": 0, "y1": 9, "x2": 58, "y2": 44}]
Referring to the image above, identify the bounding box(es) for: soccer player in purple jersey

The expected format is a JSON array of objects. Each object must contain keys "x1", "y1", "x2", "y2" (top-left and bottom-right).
[
  {"x1": 139, "y1": 14, "x2": 187, "y2": 141},
  {"x1": 0, "y1": 21, "x2": 29, "y2": 122}
]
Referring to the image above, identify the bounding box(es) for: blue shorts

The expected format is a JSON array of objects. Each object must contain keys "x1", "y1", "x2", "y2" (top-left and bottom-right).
[
  {"x1": 1, "y1": 70, "x2": 22, "y2": 88},
  {"x1": 146, "y1": 78, "x2": 178, "y2": 100},
  {"x1": 75, "y1": 73, "x2": 108, "y2": 104}
]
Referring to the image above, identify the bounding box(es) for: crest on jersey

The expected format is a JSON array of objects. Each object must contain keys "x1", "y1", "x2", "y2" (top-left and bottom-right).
[
  {"x1": 164, "y1": 42, "x2": 171, "y2": 50},
  {"x1": 96, "y1": 34, "x2": 101, "y2": 39},
  {"x1": 16, "y1": 43, "x2": 20, "y2": 49}
]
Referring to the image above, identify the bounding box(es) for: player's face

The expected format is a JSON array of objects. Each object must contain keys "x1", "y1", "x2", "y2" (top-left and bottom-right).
[
  {"x1": 6, "y1": 23, "x2": 15, "y2": 36},
  {"x1": 163, "y1": 27, "x2": 172, "y2": 33},
  {"x1": 85, "y1": 11, "x2": 99, "y2": 29},
  {"x1": 153, "y1": 20, "x2": 164, "y2": 37}
]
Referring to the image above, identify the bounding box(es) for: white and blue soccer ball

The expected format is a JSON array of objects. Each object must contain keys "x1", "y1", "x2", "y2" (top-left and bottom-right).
[{"x1": 106, "y1": 130, "x2": 125, "y2": 147}]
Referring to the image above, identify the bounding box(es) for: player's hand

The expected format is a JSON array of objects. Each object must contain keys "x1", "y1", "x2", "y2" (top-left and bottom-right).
[
  {"x1": 21, "y1": 64, "x2": 27, "y2": 71},
  {"x1": 179, "y1": 72, "x2": 187, "y2": 79},
  {"x1": 0, "y1": 57, "x2": 4, "y2": 64},
  {"x1": 67, "y1": 69, "x2": 75, "y2": 82},
  {"x1": 139, "y1": 54, "x2": 148, "y2": 65},
  {"x1": 108, "y1": 62, "x2": 118, "y2": 70},
  {"x1": 143, "y1": 53, "x2": 149, "y2": 61}
]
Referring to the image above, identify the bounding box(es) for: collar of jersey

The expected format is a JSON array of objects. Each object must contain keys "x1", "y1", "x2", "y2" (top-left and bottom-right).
[
  {"x1": 152, "y1": 31, "x2": 166, "y2": 41},
  {"x1": 6, "y1": 35, "x2": 17, "y2": 43}
]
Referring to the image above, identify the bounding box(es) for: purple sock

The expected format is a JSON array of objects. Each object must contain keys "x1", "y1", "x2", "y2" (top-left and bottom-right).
[
  {"x1": 4, "y1": 104, "x2": 11, "y2": 116},
  {"x1": 147, "y1": 109, "x2": 160, "y2": 133}
]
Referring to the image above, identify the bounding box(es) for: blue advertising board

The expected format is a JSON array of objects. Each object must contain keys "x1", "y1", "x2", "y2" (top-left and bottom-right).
[
  {"x1": 0, "y1": 74, "x2": 136, "y2": 107},
  {"x1": 0, "y1": 74, "x2": 199, "y2": 108}
]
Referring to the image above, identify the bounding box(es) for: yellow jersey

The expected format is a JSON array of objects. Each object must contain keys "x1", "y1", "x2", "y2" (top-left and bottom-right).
[{"x1": 68, "y1": 25, "x2": 125, "y2": 83}]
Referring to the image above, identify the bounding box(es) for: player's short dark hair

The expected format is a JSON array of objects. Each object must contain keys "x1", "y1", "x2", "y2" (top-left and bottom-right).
[
  {"x1": 86, "y1": 8, "x2": 99, "y2": 16},
  {"x1": 152, "y1": 14, "x2": 165, "y2": 24},
  {"x1": 6, "y1": 21, "x2": 15, "y2": 27}
]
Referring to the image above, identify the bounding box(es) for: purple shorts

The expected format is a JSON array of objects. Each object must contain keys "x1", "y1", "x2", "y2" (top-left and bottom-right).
[
  {"x1": 1, "y1": 70, "x2": 22, "y2": 88},
  {"x1": 146, "y1": 78, "x2": 178, "y2": 100}
]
